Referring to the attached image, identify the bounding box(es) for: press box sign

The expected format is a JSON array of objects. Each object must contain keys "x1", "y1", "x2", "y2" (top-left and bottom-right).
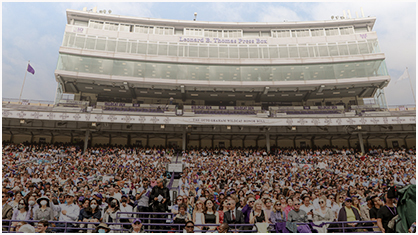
[{"x1": 179, "y1": 37, "x2": 267, "y2": 44}]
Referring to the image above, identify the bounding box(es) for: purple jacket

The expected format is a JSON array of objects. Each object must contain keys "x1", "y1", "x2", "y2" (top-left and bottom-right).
[{"x1": 241, "y1": 204, "x2": 252, "y2": 223}]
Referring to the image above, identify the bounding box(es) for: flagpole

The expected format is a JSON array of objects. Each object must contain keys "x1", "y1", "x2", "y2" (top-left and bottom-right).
[
  {"x1": 406, "y1": 67, "x2": 416, "y2": 104},
  {"x1": 18, "y1": 61, "x2": 29, "y2": 104}
]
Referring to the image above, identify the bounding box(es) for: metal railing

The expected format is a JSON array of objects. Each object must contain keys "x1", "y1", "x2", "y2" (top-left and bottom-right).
[{"x1": 2, "y1": 218, "x2": 380, "y2": 233}]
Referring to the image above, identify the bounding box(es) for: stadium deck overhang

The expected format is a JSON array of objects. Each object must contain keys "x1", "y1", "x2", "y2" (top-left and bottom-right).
[{"x1": 56, "y1": 72, "x2": 389, "y2": 103}]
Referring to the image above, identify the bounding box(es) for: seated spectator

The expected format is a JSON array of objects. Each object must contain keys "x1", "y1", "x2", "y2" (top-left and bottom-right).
[
  {"x1": 204, "y1": 199, "x2": 219, "y2": 231},
  {"x1": 283, "y1": 198, "x2": 294, "y2": 218},
  {"x1": 184, "y1": 221, "x2": 195, "y2": 233},
  {"x1": 34, "y1": 196, "x2": 54, "y2": 221},
  {"x1": 93, "y1": 222, "x2": 111, "y2": 233},
  {"x1": 249, "y1": 199, "x2": 268, "y2": 224},
  {"x1": 337, "y1": 197, "x2": 362, "y2": 231},
  {"x1": 172, "y1": 196, "x2": 184, "y2": 215},
  {"x1": 11, "y1": 198, "x2": 30, "y2": 231},
  {"x1": 313, "y1": 196, "x2": 335, "y2": 233},
  {"x1": 216, "y1": 223, "x2": 230, "y2": 233},
  {"x1": 287, "y1": 199, "x2": 308, "y2": 223},
  {"x1": 2, "y1": 192, "x2": 14, "y2": 231},
  {"x1": 300, "y1": 195, "x2": 315, "y2": 220},
  {"x1": 270, "y1": 201, "x2": 286, "y2": 223},
  {"x1": 35, "y1": 220, "x2": 51, "y2": 233},
  {"x1": 17, "y1": 223, "x2": 35, "y2": 233},
  {"x1": 129, "y1": 218, "x2": 145, "y2": 233},
  {"x1": 103, "y1": 197, "x2": 121, "y2": 232}
]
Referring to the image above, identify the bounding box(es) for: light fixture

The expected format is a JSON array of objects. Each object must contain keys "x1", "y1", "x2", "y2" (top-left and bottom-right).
[
  {"x1": 20, "y1": 119, "x2": 25, "y2": 124},
  {"x1": 92, "y1": 122, "x2": 97, "y2": 127},
  {"x1": 357, "y1": 126, "x2": 362, "y2": 130},
  {"x1": 161, "y1": 125, "x2": 165, "y2": 129},
  {"x1": 291, "y1": 126, "x2": 296, "y2": 131},
  {"x1": 227, "y1": 126, "x2": 231, "y2": 130}
]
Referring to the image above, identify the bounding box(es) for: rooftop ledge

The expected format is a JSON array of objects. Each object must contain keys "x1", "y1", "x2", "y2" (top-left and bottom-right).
[{"x1": 66, "y1": 9, "x2": 376, "y2": 30}]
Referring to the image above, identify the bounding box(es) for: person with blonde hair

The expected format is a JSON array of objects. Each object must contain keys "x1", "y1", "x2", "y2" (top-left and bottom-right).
[
  {"x1": 249, "y1": 200, "x2": 268, "y2": 224},
  {"x1": 193, "y1": 200, "x2": 205, "y2": 231},
  {"x1": 313, "y1": 196, "x2": 335, "y2": 233}
]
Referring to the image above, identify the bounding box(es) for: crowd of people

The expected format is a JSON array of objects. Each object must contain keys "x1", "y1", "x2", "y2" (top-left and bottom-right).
[{"x1": 1, "y1": 142, "x2": 416, "y2": 233}]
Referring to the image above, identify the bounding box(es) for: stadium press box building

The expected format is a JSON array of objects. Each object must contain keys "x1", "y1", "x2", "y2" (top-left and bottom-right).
[{"x1": 2, "y1": 8, "x2": 416, "y2": 150}]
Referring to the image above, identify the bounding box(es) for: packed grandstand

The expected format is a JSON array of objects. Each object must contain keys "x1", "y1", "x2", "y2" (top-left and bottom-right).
[{"x1": 2, "y1": 143, "x2": 416, "y2": 232}]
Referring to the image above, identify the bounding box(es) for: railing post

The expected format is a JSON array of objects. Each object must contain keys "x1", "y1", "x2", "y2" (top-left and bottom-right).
[{"x1": 7, "y1": 220, "x2": 11, "y2": 232}]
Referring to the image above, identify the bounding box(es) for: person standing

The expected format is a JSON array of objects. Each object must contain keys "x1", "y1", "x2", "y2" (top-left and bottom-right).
[
  {"x1": 149, "y1": 179, "x2": 170, "y2": 230},
  {"x1": 2, "y1": 192, "x2": 14, "y2": 231},
  {"x1": 360, "y1": 196, "x2": 375, "y2": 231},
  {"x1": 377, "y1": 192, "x2": 398, "y2": 233}
]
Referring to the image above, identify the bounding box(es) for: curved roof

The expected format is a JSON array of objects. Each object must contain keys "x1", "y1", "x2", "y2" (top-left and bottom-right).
[{"x1": 66, "y1": 9, "x2": 376, "y2": 30}]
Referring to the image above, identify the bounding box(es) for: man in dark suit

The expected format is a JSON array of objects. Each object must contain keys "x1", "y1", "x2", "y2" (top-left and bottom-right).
[
  {"x1": 224, "y1": 199, "x2": 245, "y2": 232},
  {"x1": 2, "y1": 192, "x2": 13, "y2": 231}
]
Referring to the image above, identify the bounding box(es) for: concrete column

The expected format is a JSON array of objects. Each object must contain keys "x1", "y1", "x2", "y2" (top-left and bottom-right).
[
  {"x1": 84, "y1": 129, "x2": 90, "y2": 152},
  {"x1": 127, "y1": 134, "x2": 131, "y2": 146},
  {"x1": 182, "y1": 130, "x2": 186, "y2": 151},
  {"x1": 50, "y1": 133, "x2": 54, "y2": 144},
  {"x1": 358, "y1": 133, "x2": 364, "y2": 154},
  {"x1": 30, "y1": 132, "x2": 34, "y2": 143},
  {"x1": 404, "y1": 136, "x2": 408, "y2": 148},
  {"x1": 10, "y1": 131, "x2": 14, "y2": 143},
  {"x1": 109, "y1": 134, "x2": 112, "y2": 145},
  {"x1": 146, "y1": 134, "x2": 149, "y2": 147},
  {"x1": 70, "y1": 132, "x2": 74, "y2": 143},
  {"x1": 266, "y1": 132, "x2": 270, "y2": 152},
  {"x1": 165, "y1": 134, "x2": 168, "y2": 148},
  {"x1": 199, "y1": 135, "x2": 202, "y2": 149}
]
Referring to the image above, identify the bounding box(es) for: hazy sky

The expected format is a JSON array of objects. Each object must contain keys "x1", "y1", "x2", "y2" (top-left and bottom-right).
[{"x1": 2, "y1": 2, "x2": 416, "y2": 106}]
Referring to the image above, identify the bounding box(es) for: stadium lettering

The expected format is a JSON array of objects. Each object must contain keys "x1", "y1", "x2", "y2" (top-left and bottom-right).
[
  {"x1": 179, "y1": 37, "x2": 205, "y2": 43},
  {"x1": 178, "y1": 37, "x2": 267, "y2": 44}
]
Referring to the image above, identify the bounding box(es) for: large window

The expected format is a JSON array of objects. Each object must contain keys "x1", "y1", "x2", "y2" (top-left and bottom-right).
[
  {"x1": 57, "y1": 53, "x2": 389, "y2": 82},
  {"x1": 62, "y1": 32, "x2": 381, "y2": 59}
]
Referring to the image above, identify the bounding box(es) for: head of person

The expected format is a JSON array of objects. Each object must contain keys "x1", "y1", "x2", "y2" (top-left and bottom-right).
[
  {"x1": 228, "y1": 199, "x2": 236, "y2": 210},
  {"x1": 287, "y1": 198, "x2": 294, "y2": 207},
  {"x1": 303, "y1": 195, "x2": 311, "y2": 206},
  {"x1": 247, "y1": 196, "x2": 255, "y2": 208},
  {"x1": 89, "y1": 198, "x2": 100, "y2": 211},
  {"x1": 108, "y1": 198, "x2": 120, "y2": 210},
  {"x1": 142, "y1": 178, "x2": 149, "y2": 187},
  {"x1": 179, "y1": 203, "x2": 187, "y2": 215},
  {"x1": 18, "y1": 223, "x2": 35, "y2": 233},
  {"x1": 121, "y1": 195, "x2": 129, "y2": 206},
  {"x1": 132, "y1": 218, "x2": 143, "y2": 232},
  {"x1": 239, "y1": 197, "x2": 247, "y2": 207},
  {"x1": 37, "y1": 196, "x2": 50, "y2": 208},
  {"x1": 82, "y1": 198, "x2": 90, "y2": 209},
  {"x1": 176, "y1": 196, "x2": 183, "y2": 205},
  {"x1": 18, "y1": 198, "x2": 29, "y2": 211},
  {"x1": 327, "y1": 194, "x2": 335, "y2": 203},
  {"x1": 96, "y1": 222, "x2": 111, "y2": 233},
  {"x1": 157, "y1": 179, "x2": 163, "y2": 188},
  {"x1": 265, "y1": 198, "x2": 273, "y2": 208},
  {"x1": 318, "y1": 196, "x2": 327, "y2": 209},
  {"x1": 344, "y1": 197, "x2": 353, "y2": 209},
  {"x1": 253, "y1": 199, "x2": 263, "y2": 211},
  {"x1": 204, "y1": 199, "x2": 215, "y2": 212},
  {"x1": 195, "y1": 200, "x2": 204, "y2": 211},
  {"x1": 293, "y1": 199, "x2": 301, "y2": 212},
  {"x1": 273, "y1": 201, "x2": 282, "y2": 212},
  {"x1": 66, "y1": 193, "x2": 75, "y2": 204},
  {"x1": 279, "y1": 195, "x2": 286, "y2": 205},
  {"x1": 217, "y1": 223, "x2": 229, "y2": 233},
  {"x1": 185, "y1": 221, "x2": 195, "y2": 233},
  {"x1": 2, "y1": 192, "x2": 11, "y2": 204},
  {"x1": 36, "y1": 220, "x2": 49, "y2": 233}
]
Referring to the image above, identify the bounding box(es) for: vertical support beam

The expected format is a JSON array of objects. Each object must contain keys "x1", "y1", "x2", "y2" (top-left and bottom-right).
[
  {"x1": 199, "y1": 135, "x2": 202, "y2": 149},
  {"x1": 230, "y1": 135, "x2": 233, "y2": 148},
  {"x1": 256, "y1": 135, "x2": 259, "y2": 148},
  {"x1": 384, "y1": 136, "x2": 389, "y2": 148},
  {"x1": 366, "y1": 135, "x2": 370, "y2": 149},
  {"x1": 347, "y1": 136, "x2": 351, "y2": 149},
  {"x1": 403, "y1": 135, "x2": 408, "y2": 148},
  {"x1": 10, "y1": 131, "x2": 14, "y2": 143},
  {"x1": 310, "y1": 136, "x2": 315, "y2": 148},
  {"x1": 329, "y1": 136, "x2": 333, "y2": 147},
  {"x1": 242, "y1": 135, "x2": 246, "y2": 148},
  {"x1": 293, "y1": 136, "x2": 297, "y2": 148},
  {"x1": 165, "y1": 134, "x2": 168, "y2": 148},
  {"x1": 84, "y1": 129, "x2": 90, "y2": 152},
  {"x1": 109, "y1": 133, "x2": 112, "y2": 146},
  {"x1": 50, "y1": 132, "x2": 54, "y2": 144},
  {"x1": 30, "y1": 132, "x2": 34, "y2": 143},
  {"x1": 275, "y1": 135, "x2": 279, "y2": 147},
  {"x1": 127, "y1": 134, "x2": 131, "y2": 146},
  {"x1": 266, "y1": 132, "x2": 270, "y2": 152},
  {"x1": 70, "y1": 131, "x2": 74, "y2": 144},
  {"x1": 182, "y1": 130, "x2": 186, "y2": 151},
  {"x1": 146, "y1": 134, "x2": 150, "y2": 148},
  {"x1": 358, "y1": 133, "x2": 364, "y2": 154},
  {"x1": 355, "y1": 95, "x2": 359, "y2": 105},
  {"x1": 90, "y1": 132, "x2": 93, "y2": 147}
]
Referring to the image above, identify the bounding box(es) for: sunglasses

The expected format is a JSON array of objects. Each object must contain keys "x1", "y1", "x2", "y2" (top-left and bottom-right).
[
  {"x1": 248, "y1": 201, "x2": 255, "y2": 203},
  {"x1": 319, "y1": 201, "x2": 325, "y2": 204},
  {"x1": 185, "y1": 226, "x2": 194, "y2": 228},
  {"x1": 294, "y1": 203, "x2": 300, "y2": 205},
  {"x1": 275, "y1": 204, "x2": 281, "y2": 206},
  {"x1": 329, "y1": 197, "x2": 334, "y2": 199}
]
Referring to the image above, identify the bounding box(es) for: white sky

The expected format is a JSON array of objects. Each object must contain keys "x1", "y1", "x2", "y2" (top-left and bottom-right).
[{"x1": 2, "y1": 2, "x2": 416, "y2": 106}]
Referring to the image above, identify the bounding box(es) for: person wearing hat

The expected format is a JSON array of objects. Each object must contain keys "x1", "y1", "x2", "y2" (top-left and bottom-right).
[
  {"x1": 337, "y1": 197, "x2": 362, "y2": 231},
  {"x1": 360, "y1": 195, "x2": 375, "y2": 231},
  {"x1": 54, "y1": 192, "x2": 80, "y2": 233},
  {"x1": 33, "y1": 196, "x2": 54, "y2": 221},
  {"x1": 93, "y1": 222, "x2": 111, "y2": 233},
  {"x1": 129, "y1": 218, "x2": 145, "y2": 233}
]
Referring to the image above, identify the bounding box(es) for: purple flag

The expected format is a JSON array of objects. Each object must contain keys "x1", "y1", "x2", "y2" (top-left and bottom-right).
[{"x1": 27, "y1": 64, "x2": 35, "y2": 75}]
